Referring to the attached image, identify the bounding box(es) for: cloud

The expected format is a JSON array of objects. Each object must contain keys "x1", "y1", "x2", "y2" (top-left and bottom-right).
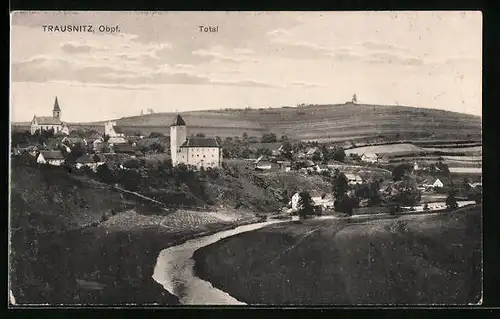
[
  {"x1": 60, "y1": 42, "x2": 93, "y2": 54},
  {"x1": 364, "y1": 52, "x2": 424, "y2": 66},
  {"x1": 287, "y1": 81, "x2": 325, "y2": 88},
  {"x1": 358, "y1": 41, "x2": 411, "y2": 53}
]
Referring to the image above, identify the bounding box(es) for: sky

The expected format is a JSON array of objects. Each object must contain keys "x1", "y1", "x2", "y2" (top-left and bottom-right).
[{"x1": 10, "y1": 11, "x2": 482, "y2": 122}]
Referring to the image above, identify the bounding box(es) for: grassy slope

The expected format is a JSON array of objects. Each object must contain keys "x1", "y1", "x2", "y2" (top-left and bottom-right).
[
  {"x1": 13, "y1": 104, "x2": 481, "y2": 141},
  {"x1": 9, "y1": 162, "x2": 180, "y2": 305},
  {"x1": 193, "y1": 205, "x2": 482, "y2": 305}
]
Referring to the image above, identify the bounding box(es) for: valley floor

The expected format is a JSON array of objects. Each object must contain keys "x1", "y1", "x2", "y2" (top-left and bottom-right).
[{"x1": 193, "y1": 205, "x2": 482, "y2": 305}]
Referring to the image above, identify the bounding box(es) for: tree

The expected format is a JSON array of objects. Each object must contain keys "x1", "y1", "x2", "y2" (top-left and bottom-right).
[
  {"x1": 332, "y1": 147, "x2": 346, "y2": 162},
  {"x1": 281, "y1": 134, "x2": 288, "y2": 142},
  {"x1": 298, "y1": 191, "x2": 314, "y2": 219},
  {"x1": 96, "y1": 163, "x2": 116, "y2": 184},
  {"x1": 446, "y1": 188, "x2": 459, "y2": 210},
  {"x1": 349, "y1": 153, "x2": 362, "y2": 162},
  {"x1": 242, "y1": 132, "x2": 248, "y2": 142},
  {"x1": 149, "y1": 132, "x2": 164, "y2": 138},
  {"x1": 256, "y1": 148, "x2": 272, "y2": 157},
  {"x1": 392, "y1": 163, "x2": 412, "y2": 181},
  {"x1": 312, "y1": 150, "x2": 322, "y2": 162},
  {"x1": 436, "y1": 161, "x2": 450, "y2": 175},
  {"x1": 195, "y1": 133, "x2": 206, "y2": 138},
  {"x1": 261, "y1": 133, "x2": 277, "y2": 143},
  {"x1": 352, "y1": 94, "x2": 357, "y2": 103},
  {"x1": 385, "y1": 178, "x2": 422, "y2": 209}
]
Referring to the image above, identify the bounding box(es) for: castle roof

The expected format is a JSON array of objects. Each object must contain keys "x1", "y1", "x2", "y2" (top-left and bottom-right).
[
  {"x1": 53, "y1": 97, "x2": 61, "y2": 111},
  {"x1": 172, "y1": 114, "x2": 186, "y2": 126},
  {"x1": 35, "y1": 116, "x2": 63, "y2": 125},
  {"x1": 180, "y1": 137, "x2": 221, "y2": 148}
]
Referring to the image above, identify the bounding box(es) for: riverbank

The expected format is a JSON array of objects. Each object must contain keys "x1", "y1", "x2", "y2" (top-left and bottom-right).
[{"x1": 193, "y1": 205, "x2": 482, "y2": 305}]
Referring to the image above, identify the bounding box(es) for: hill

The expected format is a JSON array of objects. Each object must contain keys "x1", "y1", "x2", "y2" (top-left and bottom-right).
[
  {"x1": 194, "y1": 204, "x2": 482, "y2": 305},
  {"x1": 9, "y1": 160, "x2": 179, "y2": 305},
  {"x1": 12, "y1": 104, "x2": 482, "y2": 142}
]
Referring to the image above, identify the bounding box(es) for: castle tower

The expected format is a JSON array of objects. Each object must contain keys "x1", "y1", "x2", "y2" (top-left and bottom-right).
[
  {"x1": 53, "y1": 96, "x2": 61, "y2": 119},
  {"x1": 170, "y1": 114, "x2": 187, "y2": 166}
]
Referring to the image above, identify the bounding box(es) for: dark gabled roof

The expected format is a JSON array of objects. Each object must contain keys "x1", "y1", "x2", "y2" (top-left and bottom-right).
[
  {"x1": 113, "y1": 143, "x2": 135, "y2": 153},
  {"x1": 93, "y1": 154, "x2": 107, "y2": 162},
  {"x1": 75, "y1": 154, "x2": 95, "y2": 164},
  {"x1": 35, "y1": 116, "x2": 63, "y2": 125},
  {"x1": 53, "y1": 97, "x2": 61, "y2": 111},
  {"x1": 39, "y1": 150, "x2": 65, "y2": 160},
  {"x1": 180, "y1": 137, "x2": 221, "y2": 148},
  {"x1": 113, "y1": 126, "x2": 126, "y2": 134},
  {"x1": 172, "y1": 114, "x2": 186, "y2": 126}
]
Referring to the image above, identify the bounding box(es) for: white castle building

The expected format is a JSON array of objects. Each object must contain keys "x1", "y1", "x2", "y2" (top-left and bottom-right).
[
  {"x1": 30, "y1": 96, "x2": 69, "y2": 135},
  {"x1": 170, "y1": 115, "x2": 223, "y2": 169}
]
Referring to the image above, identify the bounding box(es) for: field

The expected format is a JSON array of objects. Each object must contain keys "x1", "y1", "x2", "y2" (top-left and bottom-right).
[
  {"x1": 345, "y1": 143, "x2": 424, "y2": 155},
  {"x1": 13, "y1": 103, "x2": 482, "y2": 142},
  {"x1": 194, "y1": 205, "x2": 482, "y2": 305}
]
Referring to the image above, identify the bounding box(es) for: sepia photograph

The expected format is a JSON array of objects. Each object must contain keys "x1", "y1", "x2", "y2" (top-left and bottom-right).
[{"x1": 9, "y1": 11, "x2": 482, "y2": 306}]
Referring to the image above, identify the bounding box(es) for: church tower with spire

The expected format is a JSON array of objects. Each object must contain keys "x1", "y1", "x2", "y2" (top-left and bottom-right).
[{"x1": 53, "y1": 96, "x2": 61, "y2": 120}]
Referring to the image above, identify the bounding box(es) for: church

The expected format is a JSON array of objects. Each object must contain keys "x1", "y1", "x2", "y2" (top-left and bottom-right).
[
  {"x1": 170, "y1": 115, "x2": 223, "y2": 169},
  {"x1": 30, "y1": 97, "x2": 69, "y2": 135}
]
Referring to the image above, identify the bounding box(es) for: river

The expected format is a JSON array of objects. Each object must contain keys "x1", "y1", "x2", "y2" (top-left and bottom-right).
[
  {"x1": 151, "y1": 204, "x2": 476, "y2": 305},
  {"x1": 152, "y1": 220, "x2": 286, "y2": 305}
]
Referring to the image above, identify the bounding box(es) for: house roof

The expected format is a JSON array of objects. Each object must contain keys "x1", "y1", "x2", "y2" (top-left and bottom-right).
[
  {"x1": 76, "y1": 154, "x2": 95, "y2": 164},
  {"x1": 180, "y1": 137, "x2": 221, "y2": 148},
  {"x1": 345, "y1": 173, "x2": 363, "y2": 181},
  {"x1": 53, "y1": 97, "x2": 61, "y2": 111},
  {"x1": 39, "y1": 150, "x2": 65, "y2": 160},
  {"x1": 93, "y1": 154, "x2": 107, "y2": 162},
  {"x1": 172, "y1": 114, "x2": 186, "y2": 126},
  {"x1": 64, "y1": 137, "x2": 86, "y2": 144},
  {"x1": 108, "y1": 137, "x2": 128, "y2": 144},
  {"x1": 113, "y1": 126, "x2": 126, "y2": 134},
  {"x1": 113, "y1": 143, "x2": 135, "y2": 153},
  {"x1": 305, "y1": 160, "x2": 316, "y2": 167},
  {"x1": 35, "y1": 116, "x2": 63, "y2": 125}
]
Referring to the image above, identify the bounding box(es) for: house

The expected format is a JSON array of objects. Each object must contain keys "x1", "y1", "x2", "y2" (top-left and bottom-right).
[
  {"x1": 113, "y1": 143, "x2": 136, "y2": 155},
  {"x1": 315, "y1": 163, "x2": 329, "y2": 173},
  {"x1": 30, "y1": 97, "x2": 69, "y2": 135},
  {"x1": 170, "y1": 115, "x2": 223, "y2": 169},
  {"x1": 305, "y1": 147, "x2": 319, "y2": 158},
  {"x1": 62, "y1": 136, "x2": 87, "y2": 147},
  {"x1": 432, "y1": 178, "x2": 444, "y2": 188},
  {"x1": 361, "y1": 153, "x2": 378, "y2": 163},
  {"x1": 104, "y1": 121, "x2": 125, "y2": 138},
  {"x1": 469, "y1": 182, "x2": 482, "y2": 188},
  {"x1": 108, "y1": 136, "x2": 128, "y2": 145},
  {"x1": 92, "y1": 139, "x2": 105, "y2": 152},
  {"x1": 255, "y1": 160, "x2": 277, "y2": 170},
  {"x1": 19, "y1": 150, "x2": 37, "y2": 164},
  {"x1": 413, "y1": 161, "x2": 420, "y2": 171},
  {"x1": 11, "y1": 148, "x2": 21, "y2": 156},
  {"x1": 75, "y1": 154, "x2": 96, "y2": 170},
  {"x1": 345, "y1": 173, "x2": 364, "y2": 185},
  {"x1": 277, "y1": 160, "x2": 292, "y2": 172},
  {"x1": 36, "y1": 150, "x2": 65, "y2": 166},
  {"x1": 75, "y1": 154, "x2": 107, "y2": 171}
]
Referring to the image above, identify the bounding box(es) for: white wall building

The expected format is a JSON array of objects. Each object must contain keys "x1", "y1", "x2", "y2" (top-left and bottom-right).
[
  {"x1": 36, "y1": 150, "x2": 65, "y2": 166},
  {"x1": 104, "y1": 121, "x2": 126, "y2": 138},
  {"x1": 170, "y1": 115, "x2": 223, "y2": 169}
]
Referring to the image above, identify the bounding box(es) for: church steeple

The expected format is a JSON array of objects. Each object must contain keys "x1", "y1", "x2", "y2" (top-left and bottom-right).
[{"x1": 53, "y1": 96, "x2": 61, "y2": 119}]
